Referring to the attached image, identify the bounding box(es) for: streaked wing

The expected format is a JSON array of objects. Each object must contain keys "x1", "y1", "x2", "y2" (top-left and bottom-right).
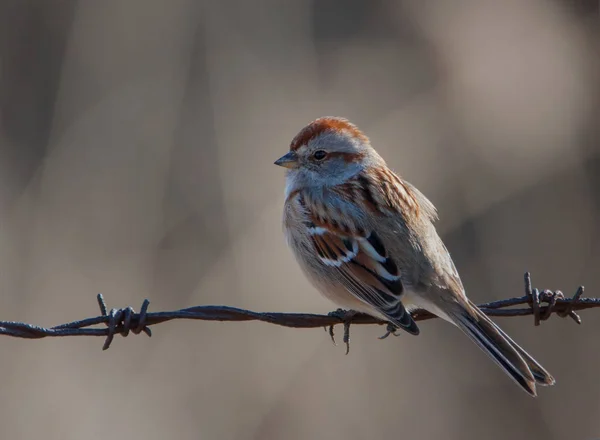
[{"x1": 307, "y1": 223, "x2": 419, "y2": 335}]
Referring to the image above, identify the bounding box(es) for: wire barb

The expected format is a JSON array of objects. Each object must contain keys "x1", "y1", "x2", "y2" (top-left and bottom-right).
[
  {"x1": 97, "y1": 294, "x2": 151, "y2": 350},
  {"x1": 558, "y1": 286, "x2": 584, "y2": 324},
  {"x1": 0, "y1": 273, "x2": 595, "y2": 350},
  {"x1": 523, "y1": 272, "x2": 583, "y2": 327}
]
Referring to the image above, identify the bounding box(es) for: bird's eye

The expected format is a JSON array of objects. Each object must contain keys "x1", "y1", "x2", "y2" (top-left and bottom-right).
[{"x1": 312, "y1": 150, "x2": 328, "y2": 161}]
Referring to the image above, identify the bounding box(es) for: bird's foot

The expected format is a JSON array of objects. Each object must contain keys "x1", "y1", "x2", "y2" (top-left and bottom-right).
[
  {"x1": 325, "y1": 309, "x2": 357, "y2": 354},
  {"x1": 378, "y1": 322, "x2": 402, "y2": 340}
]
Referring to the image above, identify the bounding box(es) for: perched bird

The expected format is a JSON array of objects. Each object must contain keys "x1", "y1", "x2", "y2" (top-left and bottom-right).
[{"x1": 275, "y1": 116, "x2": 554, "y2": 396}]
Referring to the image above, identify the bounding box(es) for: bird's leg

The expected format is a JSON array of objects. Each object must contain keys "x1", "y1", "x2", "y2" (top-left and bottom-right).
[
  {"x1": 378, "y1": 322, "x2": 402, "y2": 340},
  {"x1": 326, "y1": 308, "x2": 357, "y2": 354}
]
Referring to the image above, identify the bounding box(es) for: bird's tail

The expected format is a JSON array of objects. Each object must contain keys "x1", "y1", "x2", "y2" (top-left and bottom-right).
[{"x1": 447, "y1": 298, "x2": 554, "y2": 397}]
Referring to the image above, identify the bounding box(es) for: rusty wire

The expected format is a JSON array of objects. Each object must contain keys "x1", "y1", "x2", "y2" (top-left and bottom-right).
[{"x1": 0, "y1": 272, "x2": 595, "y2": 352}]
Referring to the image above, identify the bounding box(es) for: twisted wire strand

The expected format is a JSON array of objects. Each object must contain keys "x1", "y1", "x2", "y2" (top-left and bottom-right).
[{"x1": 0, "y1": 273, "x2": 595, "y2": 351}]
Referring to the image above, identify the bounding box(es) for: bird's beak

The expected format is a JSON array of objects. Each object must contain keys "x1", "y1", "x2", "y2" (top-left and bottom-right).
[{"x1": 274, "y1": 151, "x2": 299, "y2": 169}]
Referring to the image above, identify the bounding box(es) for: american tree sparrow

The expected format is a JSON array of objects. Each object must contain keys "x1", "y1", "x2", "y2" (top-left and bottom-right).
[{"x1": 275, "y1": 117, "x2": 554, "y2": 396}]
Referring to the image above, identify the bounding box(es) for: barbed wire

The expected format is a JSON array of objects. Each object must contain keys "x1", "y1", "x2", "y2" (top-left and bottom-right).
[{"x1": 0, "y1": 272, "x2": 596, "y2": 353}]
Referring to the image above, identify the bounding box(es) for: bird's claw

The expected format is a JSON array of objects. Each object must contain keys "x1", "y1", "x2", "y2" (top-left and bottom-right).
[
  {"x1": 324, "y1": 324, "x2": 337, "y2": 346},
  {"x1": 378, "y1": 322, "x2": 401, "y2": 340},
  {"x1": 326, "y1": 308, "x2": 357, "y2": 354}
]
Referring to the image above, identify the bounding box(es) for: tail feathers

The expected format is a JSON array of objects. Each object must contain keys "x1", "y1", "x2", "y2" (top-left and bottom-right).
[
  {"x1": 473, "y1": 302, "x2": 554, "y2": 386},
  {"x1": 450, "y1": 301, "x2": 543, "y2": 397},
  {"x1": 508, "y1": 342, "x2": 555, "y2": 386}
]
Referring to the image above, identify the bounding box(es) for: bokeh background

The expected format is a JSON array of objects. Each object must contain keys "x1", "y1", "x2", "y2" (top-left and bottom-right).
[{"x1": 0, "y1": 1, "x2": 598, "y2": 439}]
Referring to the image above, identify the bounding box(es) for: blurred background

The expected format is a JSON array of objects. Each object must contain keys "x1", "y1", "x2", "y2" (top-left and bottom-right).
[{"x1": 0, "y1": 0, "x2": 598, "y2": 439}]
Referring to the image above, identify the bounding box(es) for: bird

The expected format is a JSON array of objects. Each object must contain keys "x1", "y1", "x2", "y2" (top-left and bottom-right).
[{"x1": 274, "y1": 116, "x2": 554, "y2": 396}]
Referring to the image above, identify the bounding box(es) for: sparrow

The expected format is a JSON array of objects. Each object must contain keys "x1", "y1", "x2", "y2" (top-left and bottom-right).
[{"x1": 275, "y1": 116, "x2": 554, "y2": 396}]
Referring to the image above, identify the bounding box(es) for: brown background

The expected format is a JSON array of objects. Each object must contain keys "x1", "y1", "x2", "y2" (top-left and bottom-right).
[{"x1": 0, "y1": 1, "x2": 598, "y2": 439}]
